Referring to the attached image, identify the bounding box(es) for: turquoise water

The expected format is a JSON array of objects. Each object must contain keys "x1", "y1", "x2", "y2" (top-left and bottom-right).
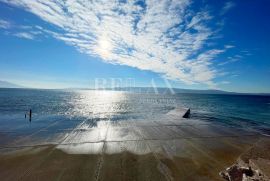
[{"x1": 0, "y1": 88, "x2": 269, "y2": 137}]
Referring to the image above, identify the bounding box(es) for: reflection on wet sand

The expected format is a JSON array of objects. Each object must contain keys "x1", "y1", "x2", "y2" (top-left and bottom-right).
[{"x1": 0, "y1": 136, "x2": 267, "y2": 181}]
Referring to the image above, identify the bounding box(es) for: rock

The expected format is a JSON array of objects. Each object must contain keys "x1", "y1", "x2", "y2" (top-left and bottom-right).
[
  {"x1": 220, "y1": 164, "x2": 253, "y2": 181},
  {"x1": 227, "y1": 165, "x2": 245, "y2": 181}
]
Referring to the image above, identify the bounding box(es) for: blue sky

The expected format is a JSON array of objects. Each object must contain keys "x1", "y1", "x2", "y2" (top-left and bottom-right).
[{"x1": 0, "y1": 0, "x2": 269, "y2": 93}]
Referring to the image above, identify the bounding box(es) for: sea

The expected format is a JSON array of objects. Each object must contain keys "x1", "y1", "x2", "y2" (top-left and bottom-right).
[{"x1": 0, "y1": 88, "x2": 270, "y2": 142}]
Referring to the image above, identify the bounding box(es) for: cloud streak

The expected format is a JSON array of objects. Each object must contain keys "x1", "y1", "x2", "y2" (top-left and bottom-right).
[
  {"x1": 14, "y1": 32, "x2": 35, "y2": 40},
  {"x1": 1, "y1": 0, "x2": 227, "y2": 85},
  {"x1": 0, "y1": 19, "x2": 11, "y2": 29},
  {"x1": 221, "y1": 1, "x2": 235, "y2": 15}
]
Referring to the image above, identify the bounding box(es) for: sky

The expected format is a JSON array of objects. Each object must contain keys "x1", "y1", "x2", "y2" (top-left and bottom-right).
[{"x1": 0, "y1": 0, "x2": 269, "y2": 93}]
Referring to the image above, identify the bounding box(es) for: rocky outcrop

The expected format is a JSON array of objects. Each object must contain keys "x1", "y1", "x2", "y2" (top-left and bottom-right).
[{"x1": 220, "y1": 138, "x2": 270, "y2": 181}]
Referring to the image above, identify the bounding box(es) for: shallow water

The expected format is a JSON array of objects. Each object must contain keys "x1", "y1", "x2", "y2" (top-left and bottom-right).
[
  {"x1": 0, "y1": 88, "x2": 269, "y2": 152},
  {"x1": 0, "y1": 89, "x2": 269, "y2": 133}
]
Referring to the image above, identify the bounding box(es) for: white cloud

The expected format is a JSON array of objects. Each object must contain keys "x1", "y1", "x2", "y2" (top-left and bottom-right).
[
  {"x1": 0, "y1": 19, "x2": 40, "y2": 39},
  {"x1": 221, "y1": 1, "x2": 235, "y2": 15},
  {"x1": 225, "y1": 45, "x2": 235, "y2": 49},
  {"x1": 218, "y1": 54, "x2": 243, "y2": 66},
  {"x1": 0, "y1": 19, "x2": 11, "y2": 29},
  {"x1": 1, "y1": 0, "x2": 227, "y2": 86},
  {"x1": 220, "y1": 81, "x2": 230, "y2": 84},
  {"x1": 14, "y1": 32, "x2": 35, "y2": 40}
]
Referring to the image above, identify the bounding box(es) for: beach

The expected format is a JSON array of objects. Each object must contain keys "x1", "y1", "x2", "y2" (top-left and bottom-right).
[
  {"x1": 1, "y1": 134, "x2": 268, "y2": 180},
  {"x1": 1, "y1": 115, "x2": 269, "y2": 180}
]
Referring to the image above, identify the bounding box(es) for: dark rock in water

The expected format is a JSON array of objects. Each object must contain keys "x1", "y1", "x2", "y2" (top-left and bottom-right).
[{"x1": 182, "y1": 108, "x2": 190, "y2": 118}]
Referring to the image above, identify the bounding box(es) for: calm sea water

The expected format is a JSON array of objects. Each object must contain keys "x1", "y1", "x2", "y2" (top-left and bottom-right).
[{"x1": 0, "y1": 88, "x2": 270, "y2": 135}]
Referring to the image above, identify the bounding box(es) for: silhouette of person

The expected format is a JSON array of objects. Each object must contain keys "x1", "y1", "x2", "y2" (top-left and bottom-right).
[{"x1": 29, "y1": 109, "x2": 32, "y2": 122}]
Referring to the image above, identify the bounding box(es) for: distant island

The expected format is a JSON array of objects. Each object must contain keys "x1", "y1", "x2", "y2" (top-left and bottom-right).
[
  {"x1": 103, "y1": 87, "x2": 235, "y2": 95},
  {"x1": 0, "y1": 80, "x2": 23, "y2": 88},
  {"x1": 100, "y1": 87, "x2": 270, "y2": 96},
  {"x1": 1, "y1": 80, "x2": 269, "y2": 96}
]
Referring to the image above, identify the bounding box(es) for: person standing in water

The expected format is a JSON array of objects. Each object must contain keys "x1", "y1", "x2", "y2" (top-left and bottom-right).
[{"x1": 29, "y1": 109, "x2": 32, "y2": 121}]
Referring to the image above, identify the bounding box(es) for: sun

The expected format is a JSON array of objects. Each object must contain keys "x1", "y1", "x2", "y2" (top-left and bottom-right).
[{"x1": 96, "y1": 36, "x2": 112, "y2": 59}]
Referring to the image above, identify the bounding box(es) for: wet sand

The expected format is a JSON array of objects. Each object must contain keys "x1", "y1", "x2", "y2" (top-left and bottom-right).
[{"x1": 1, "y1": 135, "x2": 268, "y2": 180}]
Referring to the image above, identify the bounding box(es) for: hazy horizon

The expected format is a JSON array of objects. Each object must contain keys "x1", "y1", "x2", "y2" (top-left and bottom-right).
[{"x1": 1, "y1": 79, "x2": 270, "y2": 95}]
